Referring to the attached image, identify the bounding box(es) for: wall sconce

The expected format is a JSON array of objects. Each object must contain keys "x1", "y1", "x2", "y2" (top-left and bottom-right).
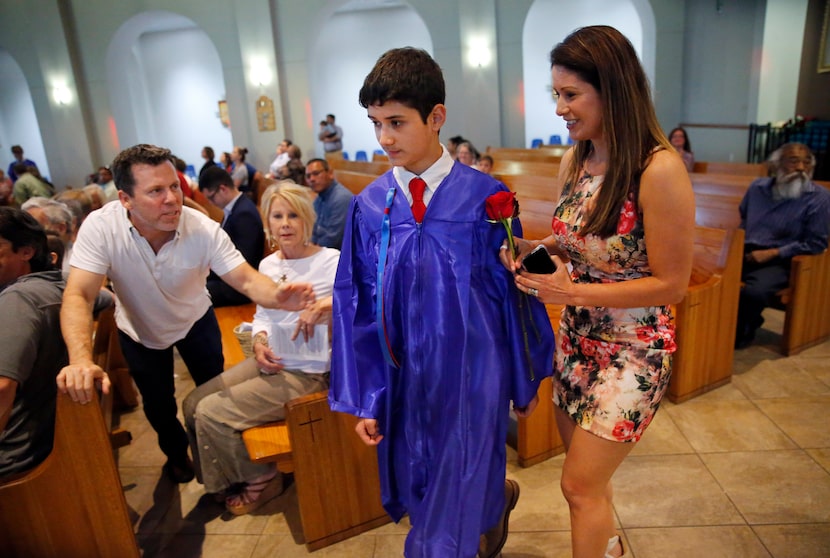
[
  {"x1": 467, "y1": 37, "x2": 492, "y2": 68},
  {"x1": 249, "y1": 59, "x2": 273, "y2": 87},
  {"x1": 52, "y1": 84, "x2": 72, "y2": 105}
]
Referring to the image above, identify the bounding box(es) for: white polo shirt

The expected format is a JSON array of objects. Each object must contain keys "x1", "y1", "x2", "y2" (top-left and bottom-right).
[{"x1": 71, "y1": 201, "x2": 245, "y2": 349}]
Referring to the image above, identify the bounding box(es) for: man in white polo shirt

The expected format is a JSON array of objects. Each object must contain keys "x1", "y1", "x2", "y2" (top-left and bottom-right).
[{"x1": 57, "y1": 144, "x2": 314, "y2": 483}]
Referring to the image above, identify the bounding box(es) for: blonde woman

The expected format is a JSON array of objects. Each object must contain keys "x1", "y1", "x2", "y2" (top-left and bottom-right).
[{"x1": 183, "y1": 183, "x2": 339, "y2": 515}]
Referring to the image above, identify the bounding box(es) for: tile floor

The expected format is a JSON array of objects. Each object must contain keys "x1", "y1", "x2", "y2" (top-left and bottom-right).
[{"x1": 115, "y1": 309, "x2": 830, "y2": 557}]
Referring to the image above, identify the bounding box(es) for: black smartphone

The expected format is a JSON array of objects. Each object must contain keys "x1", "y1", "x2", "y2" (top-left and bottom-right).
[{"x1": 521, "y1": 245, "x2": 557, "y2": 274}]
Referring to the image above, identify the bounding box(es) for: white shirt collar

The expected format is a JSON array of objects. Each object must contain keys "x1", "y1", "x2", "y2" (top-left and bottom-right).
[{"x1": 393, "y1": 144, "x2": 454, "y2": 205}]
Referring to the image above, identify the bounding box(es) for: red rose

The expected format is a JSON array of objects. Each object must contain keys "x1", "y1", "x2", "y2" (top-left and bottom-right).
[{"x1": 486, "y1": 191, "x2": 518, "y2": 220}]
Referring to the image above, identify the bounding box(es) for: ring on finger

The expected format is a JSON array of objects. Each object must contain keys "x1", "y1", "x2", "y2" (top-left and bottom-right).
[{"x1": 528, "y1": 287, "x2": 539, "y2": 297}]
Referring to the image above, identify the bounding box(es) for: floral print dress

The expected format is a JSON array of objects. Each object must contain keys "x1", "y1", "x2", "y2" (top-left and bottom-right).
[{"x1": 550, "y1": 172, "x2": 674, "y2": 443}]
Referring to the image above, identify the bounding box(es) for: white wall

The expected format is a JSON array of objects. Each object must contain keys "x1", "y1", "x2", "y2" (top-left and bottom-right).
[
  {"x1": 0, "y1": 50, "x2": 51, "y2": 181},
  {"x1": 522, "y1": 0, "x2": 645, "y2": 148},
  {"x1": 105, "y1": 13, "x2": 232, "y2": 168},
  {"x1": 756, "y1": 0, "x2": 809, "y2": 124},
  {"x1": 681, "y1": 0, "x2": 766, "y2": 162},
  {"x1": 309, "y1": 5, "x2": 433, "y2": 158}
]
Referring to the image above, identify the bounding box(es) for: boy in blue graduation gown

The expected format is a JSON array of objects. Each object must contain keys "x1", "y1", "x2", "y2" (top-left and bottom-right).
[{"x1": 329, "y1": 47, "x2": 554, "y2": 558}]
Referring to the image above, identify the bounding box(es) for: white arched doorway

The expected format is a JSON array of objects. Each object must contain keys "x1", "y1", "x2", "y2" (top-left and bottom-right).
[
  {"x1": 105, "y1": 11, "x2": 231, "y2": 168},
  {"x1": 307, "y1": 0, "x2": 433, "y2": 158},
  {"x1": 522, "y1": 0, "x2": 654, "y2": 148},
  {"x1": 0, "y1": 49, "x2": 50, "y2": 182}
]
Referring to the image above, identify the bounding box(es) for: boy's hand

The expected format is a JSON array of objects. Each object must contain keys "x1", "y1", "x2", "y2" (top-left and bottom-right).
[
  {"x1": 499, "y1": 237, "x2": 536, "y2": 273},
  {"x1": 513, "y1": 394, "x2": 539, "y2": 418},
  {"x1": 355, "y1": 418, "x2": 384, "y2": 446}
]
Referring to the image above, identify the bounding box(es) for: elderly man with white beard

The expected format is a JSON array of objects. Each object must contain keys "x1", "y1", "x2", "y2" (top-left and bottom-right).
[{"x1": 735, "y1": 142, "x2": 830, "y2": 348}]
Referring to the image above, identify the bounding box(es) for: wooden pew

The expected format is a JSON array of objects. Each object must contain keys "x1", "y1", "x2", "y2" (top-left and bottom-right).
[
  {"x1": 243, "y1": 391, "x2": 390, "y2": 551},
  {"x1": 0, "y1": 391, "x2": 140, "y2": 557},
  {"x1": 486, "y1": 146, "x2": 563, "y2": 164},
  {"x1": 691, "y1": 179, "x2": 830, "y2": 355},
  {"x1": 334, "y1": 169, "x2": 382, "y2": 196},
  {"x1": 215, "y1": 303, "x2": 257, "y2": 369},
  {"x1": 327, "y1": 157, "x2": 391, "y2": 176},
  {"x1": 92, "y1": 305, "x2": 136, "y2": 449},
  {"x1": 693, "y1": 161, "x2": 767, "y2": 176},
  {"x1": 669, "y1": 226, "x2": 744, "y2": 402},
  {"x1": 491, "y1": 159, "x2": 559, "y2": 178},
  {"x1": 215, "y1": 304, "x2": 391, "y2": 550}
]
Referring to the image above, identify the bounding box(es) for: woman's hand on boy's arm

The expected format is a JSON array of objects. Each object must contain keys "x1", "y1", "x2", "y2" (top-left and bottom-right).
[{"x1": 355, "y1": 418, "x2": 384, "y2": 446}]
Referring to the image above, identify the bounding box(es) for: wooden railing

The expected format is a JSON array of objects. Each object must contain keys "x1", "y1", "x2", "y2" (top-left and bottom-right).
[{"x1": 0, "y1": 391, "x2": 140, "y2": 557}]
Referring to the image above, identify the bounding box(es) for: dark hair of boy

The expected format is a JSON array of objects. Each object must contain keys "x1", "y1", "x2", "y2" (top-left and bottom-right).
[{"x1": 359, "y1": 47, "x2": 445, "y2": 123}]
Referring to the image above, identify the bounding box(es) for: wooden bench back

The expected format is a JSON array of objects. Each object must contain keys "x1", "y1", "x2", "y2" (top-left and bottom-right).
[
  {"x1": 327, "y1": 157, "x2": 391, "y2": 176},
  {"x1": 693, "y1": 161, "x2": 768, "y2": 176},
  {"x1": 491, "y1": 159, "x2": 559, "y2": 178},
  {"x1": 0, "y1": 391, "x2": 139, "y2": 557},
  {"x1": 334, "y1": 170, "x2": 382, "y2": 195},
  {"x1": 486, "y1": 147, "x2": 563, "y2": 164}
]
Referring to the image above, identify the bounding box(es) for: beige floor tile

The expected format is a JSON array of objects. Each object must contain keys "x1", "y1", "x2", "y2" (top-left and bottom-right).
[
  {"x1": 371, "y1": 534, "x2": 407, "y2": 556},
  {"x1": 612, "y1": 454, "x2": 744, "y2": 528},
  {"x1": 701, "y1": 450, "x2": 830, "y2": 524},
  {"x1": 732, "y1": 360, "x2": 830, "y2": 400},
  {"x1": 629, "y1": 408, "x2": 695, "y2": 456},
  {"x1": 626, "y1": 525, "x2": 771, "y2": 558},
  {"x1": 667, "y1": 399, "x2": 796, "y2": 453},
  {"x1": 507, "y1": 455, "x2": 572, "y2": 533},
  {"x1": 688, "y1": 381, "x2": 749, "y2": 402},
  {"x1": 753, "y1": 523, "x2": 830, "y2": 558},
  {"x1": 153, "y1": 534, "x2": 259, "y2": 558},
  {"x1": 253, "y1": 532, "x2": 377, "y2": 557},
  {"x1": 754, "y1": 396, "x2": 830, "y2": 448},
  {"x1": 500, "y1": 530, "x2": 573, "y2": 557}
]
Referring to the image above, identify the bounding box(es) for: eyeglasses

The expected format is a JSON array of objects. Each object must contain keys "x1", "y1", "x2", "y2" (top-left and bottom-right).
[
  {"x1": 305, "y1": 169, "x2": 325, "y2": 179},
  {"x1": 204, "y1": 189, "x2": 220, "y2": 201}
]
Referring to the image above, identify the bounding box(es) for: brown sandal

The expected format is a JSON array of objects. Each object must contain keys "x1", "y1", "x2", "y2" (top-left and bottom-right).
[{"x1": 225, "y1": 474, "x2": 284, "y2": 516}]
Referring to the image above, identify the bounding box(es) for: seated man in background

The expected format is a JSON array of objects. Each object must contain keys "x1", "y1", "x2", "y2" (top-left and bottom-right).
[
  {"x1": 0, "y1": 208, "x2": 109, "y2": 479},
  {"x1": 305, "y1": 158, "x2": 353, "y2": 249},
  {"x1": 94, "y1": 166, "x2": 118, "y2": 203},
  {"x1": 199, "y1": 166, "x2": 265, "y2": 307},
  {"x1": 266, "y1": 139, "x2": 292, "y2": 179},
  {"x1": 21, "y1": 197, "x2": 75, "y2": 273},
  {"x1": 11, "y1": 163, "x2": 54, "y2": 205},
  {"x1": 736, "y1": 142, "x2": 830, "y2": 348}
]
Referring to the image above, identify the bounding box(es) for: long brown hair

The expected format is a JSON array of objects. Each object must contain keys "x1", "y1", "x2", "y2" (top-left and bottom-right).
[{"x1": 550, "y1": 26, "x2": 672, "y2": 237}]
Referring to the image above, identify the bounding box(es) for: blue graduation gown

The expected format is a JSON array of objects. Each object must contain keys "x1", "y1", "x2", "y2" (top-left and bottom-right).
[{"x1": 329, "y1": 163, "x2": 554, "y2": 557}]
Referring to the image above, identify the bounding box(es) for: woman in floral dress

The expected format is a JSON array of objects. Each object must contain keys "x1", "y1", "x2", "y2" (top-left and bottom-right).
[{"x1": 503, "y1": 26, "x2": 694, "y2": 558}]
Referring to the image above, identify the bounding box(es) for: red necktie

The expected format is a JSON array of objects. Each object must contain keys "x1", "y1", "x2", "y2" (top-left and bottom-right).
[{"x1": 409, "y1": 177, "x2": 427, "y2": 223}]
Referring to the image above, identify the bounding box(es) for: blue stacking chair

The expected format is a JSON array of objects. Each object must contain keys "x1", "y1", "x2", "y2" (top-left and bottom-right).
[
  {"x1": 373, "y1": 149, "x2": 385, "y2": 156},
  {"x1": 549, "y1": 134, "x2": 562, "y2": 145},
  {"x1": 355, "y1": 150, "x2": 368, "y2": 162},
  {"x1": 530, "y1": 138, "x2": 543, "y2": 148},
  {"x1": 342, "y1": 152, "x2": 349, "y2": 160}
]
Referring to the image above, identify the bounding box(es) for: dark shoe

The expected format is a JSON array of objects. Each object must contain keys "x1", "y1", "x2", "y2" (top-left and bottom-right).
[
  {"x1": 478, "y1": 479, "x2": 520, "y2": 558},
  {"x1": 734, "y1": 328, "x2": 756, "y2": 349},
  {"x1": 164, "y1": 457, "x2": 195, "y2": 483}
]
